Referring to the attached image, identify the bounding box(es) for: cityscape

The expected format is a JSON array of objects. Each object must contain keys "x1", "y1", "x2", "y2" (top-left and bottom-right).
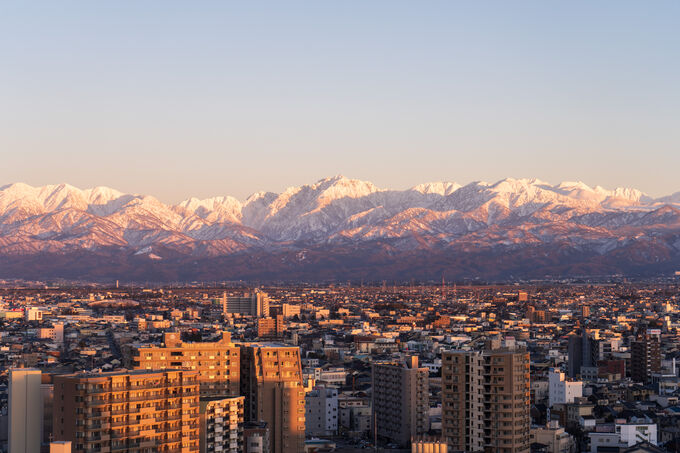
[
  {"x1": 2, "y1": 1, "x2": 679, "y2": 452},
  {"x1": 2, "y1": 281, "x2": 680, "y2": 452}
]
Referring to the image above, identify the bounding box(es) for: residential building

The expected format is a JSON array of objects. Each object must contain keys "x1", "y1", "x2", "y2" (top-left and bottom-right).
[
  {"x1": 305, "y1": 386, "x2": 338, "y2": 437},
  {"x1": 442, "y1": 344, "x2": 531, "y2": 453},
  {"x1": 548, "y1": 368, "x2": 582, "y2": 408},
  {"x1": 200, "y1": 396, "x2": 244, "y2": 453},
  {"x1": 372, "y1": 356, "x2": 429, "y2": 447},
  {"x1": 52, "y1": 369, "x2": 200, "y2": 453},
  {"x1": 631, "y1": 329, "x2": 661, "y2": 384},
  {"x1": 530, "y1": 421, "x2": 575, "y2": 453},
  {"x1": 240, "y1": 344, "x2": 305, "y2": 453},
  {"x1": 128, "y1": 331, "x2": 241, "y2": 397},
  {"x1": 222, "y1": 290, "x2": 270, "y2": 317}
]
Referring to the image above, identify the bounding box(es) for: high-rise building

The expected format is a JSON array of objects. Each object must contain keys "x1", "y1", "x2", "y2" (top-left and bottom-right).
[
  {"x1": 222, "y1": 290, "x2": 270, "y2": 318},
  {"x1": 442, "y1": 345, "x2": 530, "y2": 453},
  {"x1": 8, "y1": 368, "x2": 43, "y2": 453},
  {"x1": 128, "y1": 331, "x2": 241, "y2": 397},
  {"x1": 200, "y1": 396, "x2": 244, "y2": 453},
  {"x1": 240, "y1": 344, "x2": 306, "y2": 453},
  {"x1": 52, "y1": 369, "x2": 200, "y2": 453},
  {"x1": 372, "y1": 356, "x2": 429, "y2": 447},
  {"x1": 631, "y1": 328, "x2": 661, "y2": 384},
  {"x1": 567, "y1": 330, "x2": 599, "y2": 378},
  {"x1": 244, "y1": 422, "x2": 270, "y2": 453},
  {"x1": 305, "y1": 385, "x2": 338, "y2": 437}
]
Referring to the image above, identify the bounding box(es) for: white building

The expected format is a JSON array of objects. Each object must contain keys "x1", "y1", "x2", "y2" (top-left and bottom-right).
[
  {"x1": 9, "y1": 368, "x2": 43, "y2": 453},
  {"x1": 617, "y1": 420, "x2": 657, "y2": 446},
  {"x1": 548, "y1": 368, "x2": 582, "y2": 407},
  {"x1": 24, "y1": 307, "x2": 43, "y2": 321},
  {"x1": 305, "y1": 386, "x2": 338, "y2": 436}
]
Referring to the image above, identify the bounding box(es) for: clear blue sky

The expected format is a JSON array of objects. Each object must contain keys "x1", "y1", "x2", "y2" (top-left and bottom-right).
[{"x1": 1, "y1": 1, "x2": 678, "y2": 202}]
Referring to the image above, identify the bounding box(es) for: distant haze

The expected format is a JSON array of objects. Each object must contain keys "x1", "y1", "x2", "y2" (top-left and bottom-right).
[{"x1": 1, "y1": 1, "x2": 679, "y2": 202}]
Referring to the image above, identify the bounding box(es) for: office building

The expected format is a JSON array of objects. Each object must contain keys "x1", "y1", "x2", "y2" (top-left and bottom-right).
[
  {"x1": 240, "y1": 344, "x2": 305, "y2": 453},
  {"x1": 222, "y1": 290, "x2": 270, "y2": 317},
  {"x1": 372, "y1": 356, "x2": 429, "y2": 447},
  {"x1": 52, "y1": 369, "x2": 200, "y2": 453},
  {"x1": 128, "y1": 331, "x2": 241, "y2": 397},
  {"x1": 305, "y1": 386, "x2": 338, "y2": 437},
  {"x1": 9, "y1": 368, "x2": 43, "y2": 453},
  {"x1": 442, "y1": 345, "x2": 531, "y2": 453},
  {"x1": 200, "y1": 396, "x2": 244, "y2": 453}
]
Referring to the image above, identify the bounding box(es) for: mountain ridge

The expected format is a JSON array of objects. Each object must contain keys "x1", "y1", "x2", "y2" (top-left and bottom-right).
[{"x1": 1, "y1": 176, "x2": 679, "y2": 282}]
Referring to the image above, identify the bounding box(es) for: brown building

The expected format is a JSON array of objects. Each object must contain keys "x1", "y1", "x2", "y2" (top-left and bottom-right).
[
  {"x1": 52, "y1": 369, "x2": 200, "y2": 453},
  {"x1": 631, "y1": 328, "x2": 661, "y2": 384},
  {"x1": 442, "y1": 345, "x2": 530, "y2": 453},
  {"x1": 372, "y1": 356, "x2": 429, "y2": 447},
  {"x1": 128, "y1": 331, "x2": 241, "y2": 397},
  {"x1": 240, "y1": 344, "x2": 305, "y2": 453},
  {"x1": 257, "y1": 315, "x2": 284, "y2": 339}
]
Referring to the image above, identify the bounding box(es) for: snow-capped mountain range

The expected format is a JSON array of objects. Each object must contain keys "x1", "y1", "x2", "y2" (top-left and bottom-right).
[{"x1": 1, "y1": 176, "x2": 680, "y2": 281}]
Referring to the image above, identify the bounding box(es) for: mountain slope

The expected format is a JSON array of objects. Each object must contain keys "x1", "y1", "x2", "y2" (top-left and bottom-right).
[{"x1": 0, "y1": 176, "x2": 679, "y2": 281}]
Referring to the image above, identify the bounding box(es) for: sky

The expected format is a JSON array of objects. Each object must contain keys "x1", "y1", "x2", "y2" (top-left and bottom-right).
[{"x1": 1, "y1": 1, "x2": 679, "y2": 203}]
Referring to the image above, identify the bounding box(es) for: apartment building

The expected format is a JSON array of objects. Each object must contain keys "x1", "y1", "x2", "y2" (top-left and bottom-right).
[
  {"x1": 200, "y1": 396, "x2": 244, "y2": 453},
  {"x1": 52, "y1": 369, "x2": 200, "y2": 453},
  {"x1": 222, "y1": 290, "x2": 270, "y2": 317},
  {"x1": 257, "y1": 315, "x2": 284, "y2": 339},
  {"x1": 442, "y1": 345, "x2": 530, "y2": 453},
  {"x1": 128, "y1": 331, "x2": 241, "y2": 397},
  {"x1": 305, "y1": 386, "x2": 338, "y2": 437},
  {"x1": 372, "y1": 356, "x2": 429, "y2": 447},
  {"x1": 240, "y1": 344, "x2": 306, "y2": 453}
]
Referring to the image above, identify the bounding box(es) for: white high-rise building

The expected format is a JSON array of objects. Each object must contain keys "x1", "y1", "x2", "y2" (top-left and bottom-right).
[
  {"x1": 9, "y1": 368, "x2": 43, "y2": 453},
  {"x1": 548, "y1": 368, "x2": 583, "y2": 407}
]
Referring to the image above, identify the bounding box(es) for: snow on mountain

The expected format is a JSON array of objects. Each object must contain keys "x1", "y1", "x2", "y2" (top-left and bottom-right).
[{"x1": 0, "y1": 177, "x2": 679, "y2": 262}]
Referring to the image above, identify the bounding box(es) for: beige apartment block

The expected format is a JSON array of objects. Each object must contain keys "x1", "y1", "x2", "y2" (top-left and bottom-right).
[
  {"x1": 52, "y1": 369, "x2": 200, "y2": 453},
  {"x1": 240, "y1": 344, "x2": 306, "y2": 453},
  {"x1": 372, "y1": 356, "x2": 429, "y2": 447},
  {"x1": 128, "y1": 331, "x2": 241, "y2": 397},
  {"x1": 442, "y1": 346, "x2": 531, "y2": 453}
]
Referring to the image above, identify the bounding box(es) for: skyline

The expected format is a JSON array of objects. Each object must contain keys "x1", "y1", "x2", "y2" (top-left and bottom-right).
[{"x1": 2, "y1": 1, "x2": 679, "y2": 202}]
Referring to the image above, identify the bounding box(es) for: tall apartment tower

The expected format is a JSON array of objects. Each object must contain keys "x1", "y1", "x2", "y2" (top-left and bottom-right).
[
  {"x1": 442, "y1": 345, "x2": 530, "y2": 453},
  {"x1": 200, "y1": 396, "x2": 245, "y2": 453},
  {"x1": 128, "y1": 331, "x2": 241, "y2": 396},
  {"x1": 240, "y1": 344, "x2": 306, "y2": 453},
  {"x1": 372, "y1": 356, "x2": 429, "y2": 447},
  {"x1": 631, "y1": 328, "x2": 661, "y2": 383},
  {"x1": 8, "y1": 368, "x2": 43, "y2": 453},
  {"x1": 222, "y1": 290, "x2": 270, "y2": 317},
  {"x1": 567, "y1": 330, "x2": 599, "y2": 378},
  {"x1": 52, "y1": 369, "x2": 200, "y2": 453}
]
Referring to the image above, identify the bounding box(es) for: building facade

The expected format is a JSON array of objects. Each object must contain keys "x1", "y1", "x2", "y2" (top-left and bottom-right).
[
  {"x1": 240, "y1": 344, "x2": 306, "y2": 453},
  {"x1": 305, "y1": 386, "x2": 338, "y2": 437},
  {"x1": 52, "y1": 369, "x2": 200, "y2": 453},
  {"x1": 9, "y1": 368, "x2": 43, "y2": 453},
  {"x1": 200, "y1": 396, "x2": 244, "y2": 453},
  {"x1": 442, "y1": 346, "x2": 531, "y2": 453},
  {"x1": 372, "y1": 356, "x2": 429, "y2": 447},
  {"x1": 128, "y1": 331, "x2": 241, "y2": 397}
]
